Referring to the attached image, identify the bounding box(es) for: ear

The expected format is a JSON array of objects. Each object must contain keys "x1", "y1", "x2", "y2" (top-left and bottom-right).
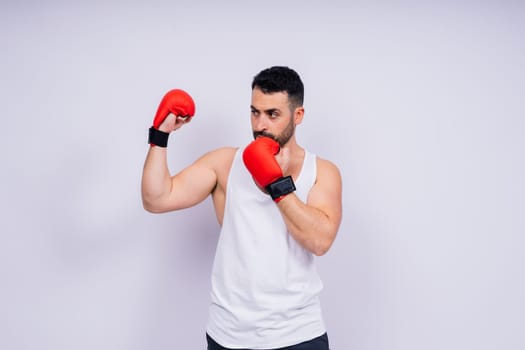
[{"x1": 294, "y1": 106, "x2": 305, "y2": 125}]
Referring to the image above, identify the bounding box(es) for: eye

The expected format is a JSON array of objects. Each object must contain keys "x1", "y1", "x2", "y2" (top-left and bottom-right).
[
  {"x1": 270, "y1": 111, "x2": 279, "y2": 118},
  {"x1": 251, "y1": 109, "x2": 259, "y2": 116}
]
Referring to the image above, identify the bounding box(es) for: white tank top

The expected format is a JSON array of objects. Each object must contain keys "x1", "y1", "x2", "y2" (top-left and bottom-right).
[{"x1": 206, "y1": 148, "x2": 326, "y2": 349}]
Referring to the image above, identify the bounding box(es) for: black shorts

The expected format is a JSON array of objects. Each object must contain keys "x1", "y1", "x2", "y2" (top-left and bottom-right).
[{"x1": 206, "y1": 333, "x2": 330, "y2": 350}]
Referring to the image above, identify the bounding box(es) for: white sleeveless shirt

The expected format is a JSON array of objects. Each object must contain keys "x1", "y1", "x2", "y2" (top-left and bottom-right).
[{"x1": 206, "y1": 148, "x2": 326, "y2": 349}]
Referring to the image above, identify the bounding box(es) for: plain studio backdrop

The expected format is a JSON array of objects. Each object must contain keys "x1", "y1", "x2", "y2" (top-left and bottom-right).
[{"x1": 1, "y1": 1, "x2": 524, "y2": 349}]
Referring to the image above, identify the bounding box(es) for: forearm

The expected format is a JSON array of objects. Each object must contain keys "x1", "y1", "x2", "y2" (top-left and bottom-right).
[
  {"x1": 277, "y1": 194, "x2": 337, "y2": 256},
  {"x1": 141, "y1": 147, "x2": 172, "y2": 212}
]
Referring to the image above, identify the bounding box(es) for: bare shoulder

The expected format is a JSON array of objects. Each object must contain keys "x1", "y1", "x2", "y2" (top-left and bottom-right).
[
  {"x1": 315, "y1": 156, "x2": 342, "y2": 184},
  {"x1": 195, "y1": 147, "x2": 237, "y2": 168},
  {"x1": 195, "y1": 147, "x2": 238, "y2": 186},
  {"x1": 308, "y1": 156, "x2": 342, "y2": 222}
]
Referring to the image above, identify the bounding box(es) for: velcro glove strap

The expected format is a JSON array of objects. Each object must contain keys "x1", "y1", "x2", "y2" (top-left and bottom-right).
[
  {"x1": 266, "y1": 175, "x2": 296, "y2": 202},
  {"x1": 148, "y1": 127, "x2": 169, "y2": 147}
]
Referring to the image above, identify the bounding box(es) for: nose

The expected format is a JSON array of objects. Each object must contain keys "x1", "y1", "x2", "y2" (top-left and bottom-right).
[{"x1": 253, "y1": 115, "x2": 269, "y2": 132}]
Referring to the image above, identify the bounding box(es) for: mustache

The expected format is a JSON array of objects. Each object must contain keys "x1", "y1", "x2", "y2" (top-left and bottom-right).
[{"x1": 253, "y1": 131, "x2": 277, "y2": 141}]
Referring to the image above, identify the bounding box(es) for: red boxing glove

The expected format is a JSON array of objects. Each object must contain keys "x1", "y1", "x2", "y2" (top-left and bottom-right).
[
  {"x1": 243, "y1": 137, "x2": 296, "y2": 202},
  {"x1": 152, "y1": 89, "x2": 195, "y2": 129},
  {"x1": 149, "y1": 89, "x2": 195, "y2": 147},
  {"x1": 243, "y1": 137, "x2": 282, "y2": 187}
]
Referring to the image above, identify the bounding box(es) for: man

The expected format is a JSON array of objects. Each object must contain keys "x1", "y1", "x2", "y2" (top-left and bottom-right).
[{"x1": 142, "y1": 66, "x2": 342, "y2": 349}]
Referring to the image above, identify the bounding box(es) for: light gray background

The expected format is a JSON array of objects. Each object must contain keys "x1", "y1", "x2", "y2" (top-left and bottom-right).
[{"x1": 1, "y1": 1, "x2": 524, "y2": 349}]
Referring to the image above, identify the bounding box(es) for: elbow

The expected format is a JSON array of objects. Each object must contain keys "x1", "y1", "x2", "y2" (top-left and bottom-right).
[
  {"x1": 141, "y1": 186, "x2": 170, "y2": 213},
  {"x1": 143, "y1": 203, "x2": 168, "y2": 214},
  {"x1": 311, "y1": 231, "x2": 337, "y2": 256},
  {"x1": 143, "y1": 203, "x2": 159, "y2": 214},
  {"x1": 313, "y1": 246, "x2": 329, "y2": 257},
  {"x1": 142, "y1": 201, "x2": 158, "y2": 214},
  {"x1": 313, "y1": 250, "x2": 325, "y2": 257},
  {"x1": 142, "y1": 196, "x2": 166, "y2": 214},
  {"x1": 142, "y1": 193, "x2": 181, "y2": 214},
  {"x1": 312, "y1": 239, "x2": 332, "y2": 256}
]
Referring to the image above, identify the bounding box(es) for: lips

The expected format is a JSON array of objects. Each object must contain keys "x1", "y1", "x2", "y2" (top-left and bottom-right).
[{"x1": 253, "y1": 131, "x2": 276, "y2": 141}]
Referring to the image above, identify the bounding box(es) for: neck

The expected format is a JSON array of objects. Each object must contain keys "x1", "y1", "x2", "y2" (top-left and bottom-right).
[
  {"x1": 282, "y1": 135, "x2": 302, "y2": 154},
  {"x1": 280, "y1": 136, "x2": 305, "y2": 179}
]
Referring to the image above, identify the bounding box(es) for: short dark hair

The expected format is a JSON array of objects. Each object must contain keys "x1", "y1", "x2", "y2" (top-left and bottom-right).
[{"x1": 251, "y1": 66, "x2": 304, "y2": 109}]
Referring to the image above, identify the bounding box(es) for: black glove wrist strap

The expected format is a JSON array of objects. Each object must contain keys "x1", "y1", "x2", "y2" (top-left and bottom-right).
[
  {"x1": 266, "y1": 176, "x2": 296, "y2": 201},
  {"x1": 148, "y1": 127, "x2": 169, "y2": 147}
]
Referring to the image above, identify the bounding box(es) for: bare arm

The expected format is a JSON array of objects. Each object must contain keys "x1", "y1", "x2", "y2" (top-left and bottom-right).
[
  {"x1": 141, "y1": 145, "x2": 219, "y2": 213},
  {"x1": 277, "y1": 158, "x2": 342, "y2": 256},
  {"x1": 142, "y1": 110, "x2": 234, "y2": 213}
]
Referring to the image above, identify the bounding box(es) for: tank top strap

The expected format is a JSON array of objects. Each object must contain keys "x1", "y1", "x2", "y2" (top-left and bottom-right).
[{"x1": 295, "y1": 150, "x2": 317, "y2": 203}]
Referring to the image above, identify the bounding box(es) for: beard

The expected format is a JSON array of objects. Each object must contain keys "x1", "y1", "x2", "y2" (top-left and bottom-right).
[{"x1": 252, "y1": 118, "x2": 295, "y2": 147}]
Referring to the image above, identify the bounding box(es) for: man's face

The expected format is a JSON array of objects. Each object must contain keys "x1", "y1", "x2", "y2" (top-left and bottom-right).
[{"x1": 250, "y1": 87, "x2": 297, "y2": 147}]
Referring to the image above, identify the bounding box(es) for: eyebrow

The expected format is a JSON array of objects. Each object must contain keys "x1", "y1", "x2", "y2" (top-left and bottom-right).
[{"x1": 250, "y1": 105, "x2": 280, "y2": 115}]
